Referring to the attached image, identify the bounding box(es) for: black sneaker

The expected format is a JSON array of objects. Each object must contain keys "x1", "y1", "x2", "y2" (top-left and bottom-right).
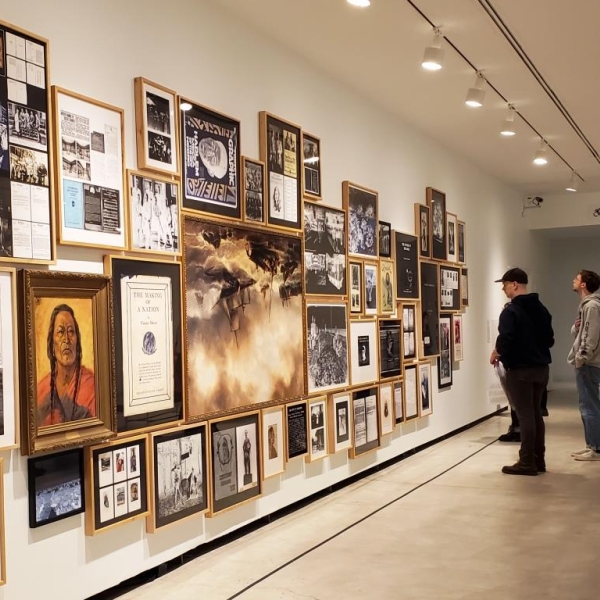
[
  {"x1": 498, "y1": 430, "x2": 521, "y2": 442},
  {"x1": 502, "y1": 462, "x2": 538, "y2": 476},
  {"x1": 541, "y1": 407, "x2": 549, "y2": 417},
  {"x1": 536, "y1": 461, "x2": 546, "y2": 473}
]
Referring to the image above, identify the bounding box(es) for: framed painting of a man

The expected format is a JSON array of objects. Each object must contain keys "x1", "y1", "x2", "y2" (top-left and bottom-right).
[{"x1": 20, "y1": 271, "x2": 115, "y2": 455}]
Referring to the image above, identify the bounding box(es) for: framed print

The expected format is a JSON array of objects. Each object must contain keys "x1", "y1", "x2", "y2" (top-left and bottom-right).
[
  {"x1": 363, "y1": 262, "x2": 378, "y2": 316},
  {"x1": 261, "y1": 406, "x2": 285, "y2": 479},
  {"x1": 440, "y1": 264, "x2": 461, "y2": 312},
  {"x1": 415, "y1": 204, "x2": 430, "y2": 259},
  {"x1": 304, "y1": 201, "x2": 346, "y2": 296},
  {"x1": 438, "y1": 313, "x2": 453, "y2": 389},
  {"x1": 147, "y1": 422, "x2": 207, "y2": 532},
  {"x1": 184, "y1": 216, "x2": 304, "y2": 419},
  {"x1": 259, "y1": 112, "x2": 302, "y2": 230},
  {"x1": 349, "y1": 386, "x2": 380, "y2": 458},
  {"x1": 180, "y1": 98, "x2": 240, "y2": 220},
  {"x1": 344, "y1": 181, "x2": 378, "y2": 259},
  {"x1": 458, "y1": 221, "x2": 466, "y2": 264},
  {"x1": 349, "y1": 319, "x2": 379, "y2": 386},
  {"x1": 349, "y1": 260, "x2": 363, "y2": 315},
  {"x1": 418, "y1": 362, "x2": 433, "y2": 417},
  {"x1": 404, "y1": 365, "x2": 418, "y2": 420},
  {"x1": 379, "y1": 259, "x2": 395, "y2": 314},
  {"x1": 379, "y1": 383, "x2": 394, "y2": 436},
  {"x1": 285, "y1": 400, "x2": 308, "y2": 461},
  {"x1": 85, "y1": 434, "x2": 148, "y2": 535},
  {"x1": 306, "y1": 303, "x2": 349, "y2": 394},
  {"x1": 127, "y1": 170, "x2": 181, "y2": 255},
  {"x1": 461, "y1": 267, "x2": 469, "y2": 308},
  {"x1": 134, "y1": 78, "x2": 179, "y2": 177},
  {"x1": 394, "y1": 231, "x2": 419, "y2": 300},
  {"x1": 379, "y1": 319, "x2": 402, "y2": 381},
  {"x1": 19, "y1": 270, "x2": 115, "y2": 455},
  {"x1": 307, "y1": 396, "x2": 328, "y2": 463},
  {"x1": 106, "y1": 256, "x2": 182, "y2": 434},
  {"x1": 378, "y1": 221, "x2": 391, "y2": 258},
  {"x1": 302, "y1": 132, "x2": 321, "y2": 200},
  {"x1": 329, "y1": 391, "x2": 353, "y2": 453},
  {"x1": 427, "y1": 187, "x2": 447, "y2": 261},
  {"x1": 0, "y1": 269, "x2": 18, "y2": 449},
  {"x1": 28, "y1": 448, "x2": 84, "y2": 528},
  {"x1": 53, "y1": 86, "x2": 127, "y2": 249},
  {"x1": 0, "y1": 21, "x2": 54, "y2": 263},
  {"x1": 402, "y1": 303, "x2": 417, "y2": 362},
  {"x1": 453, "y1": 313, "x2": 464, "y2": 362},
  {"x1": 393, "y1": 379, "x2": 404, "y2": 424},
  {"x1": 420, "y1": 261, "x2": 440, "y2": 358},
  {"x1": 447, "y1": 213, "x2": 458, "y2": 263},
  {"x1": 241, "y1": 156, "x2": 265, "y2": 224}
]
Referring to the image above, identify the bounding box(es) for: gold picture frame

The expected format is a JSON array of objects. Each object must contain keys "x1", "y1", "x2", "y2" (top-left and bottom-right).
[
  {"x1": 241, "y1": 156, "x2": 266, "y2": 224},
  {"x1": 349, "y1": 385, "x2": 380, "y2": 459},
  {"x1": 307, "y1": 396, "x2": 328, "y2": 463},
  {"x1": 343, "y1": 181, "x2": 379, "y2": 260},
  {"x1": 302, "y1": 132, "x2": 322, "y2": 201},
  {"x1": 261, "y1": 406, "x2": 286, "y2": 480}
]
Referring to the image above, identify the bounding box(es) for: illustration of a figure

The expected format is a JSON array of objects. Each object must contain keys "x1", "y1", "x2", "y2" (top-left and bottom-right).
[
  {"x1": 243, "y1": 430, "x2": 251, "y2": 476},
  {"x1": 268, "y1": 425, "x2": 277, "y2": 459}
]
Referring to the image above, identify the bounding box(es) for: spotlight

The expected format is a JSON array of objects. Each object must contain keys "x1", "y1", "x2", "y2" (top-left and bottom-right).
[
  {"x1": 566, "y1": 171, "x2": 578, "y2": 192},
  {"x1": 180, "y1": 101, "x2": 192, "y2": 111},
  {"x1": 465, "y1": 73, "x2": 485, "y2": 108},
  {"x1": 500, "y1": 105, "x2": 516, "y2": 136},
  {"x1": 347, "y1": 0, "x2": 370, "y2": 7},
  {"x1": 422, "y1": 28, "x2": 444, "y2": 71},
  {"x1": 533, "y1": 140, "x2": 548, "y2": 165}
]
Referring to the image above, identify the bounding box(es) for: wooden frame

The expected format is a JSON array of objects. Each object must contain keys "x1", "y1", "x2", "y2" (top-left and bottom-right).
[
  {"x1": 458, "y1": 220, "x2": 466, "y2": 264},
  {"x1": 241, "y1": 156, "x2": 265, "y2": 224},
  {"x1": 126, "y1": 169, "x2": 182, "y2": 255},
  {"x1": 19, "y1": 270, "x2": 116, "y2": 455},
  {"x1": 259, "y1": 111, "x2": 302, "y2": 231},
  {"x1": 302, "y1": 131, "x2": 322, "y2": 201},
  {"x1": 261, "y1": 406, "x2": 286, "y2": 479},
  {"x1": 378, "y1": 220, "x2": 392, "y2": 258},
  {"x1": 363, "y1": 261, "x2": 378, "y2": 316},
  {"x1": 379, "y1": 259, "x2": 395, "y2": 315},
  {"x1": 85, "y1": 433, "x2": 149, "y2": 535},
  {"x1": 394, "y1": 231, "x2": 420, "y2": 300},
  {"x1": 147, "y1": 422, "x2": 208, "y2": 532},
  {"x1": 401, "y1": 302, "x2": 417, "y2": 362},
  {"x1": 52, "y1": 86, "x2": 127, "y2": 249},
  {"x1": 329, "y1": 391, "x2": 353, "y2": 453},
  {"x1": 438, "y1": 313, "x2": 453, "y2": 389},
  {"x1": 349, "y1": 318, "x2": 380, "y2": 386},
  {"x1": 134, "y1": 77, "x2": 180, "y2": 177},
  {"x1": 426, "y1": 187, "x2": 447, "y2": 262},
  {"x1": 285, "y1": 399, "x2": 309, "y2": 461},
  {"x1": 379, "y1": 318, "x2": 402, "y2": 381},
  {"x1": 343, "y1": 181, "x2": 378, "y2": 259},
  {"x1": 307, "y1": 396, "x2": 328, "y2": 463},
  {"x1": 440, "y1": 264, "x2": 461, "y2": 312},
  {"x1": 392, "y1": 379, "x2": 404, "y2": 425},
  {"x1": 379, "y1": 382, "x2": 394, "y2": 437},
  {"x1": 180, "y1": 98, "x2": 241, "y2": 220},
  {"x1": 349, "y1": 260, "x2": 364, "y2": 316},
  {"x1": 349, "y1": 386, "x2": 380, "y2": 458},
  {"x1": 419, "y1": 261, "x2": 440, "y2": 358},
  {"x1": 28, "y1": 448, "x2": 84, "y2": 528},
  {"x1": 452, "y1": 313, "x2": 464, "y2": 362},
  {"x1": 418, "y1": 361, "x2": 433, "y2": 417},
  {"x1": 446, "y1": 212, "x2": 458, "y2": 263},
  {"x1": 105, "y1": 255, "x2": 183, "y2": 435},
  {"x1": 461, "y1": 267, "x2": 469, "y2": 308},
  {"x1": 404, "y1": 364, "x2": 418, "y2": 420},
  {"x1": 415, "y1": 203, "x2": 431, "y2": 259}
]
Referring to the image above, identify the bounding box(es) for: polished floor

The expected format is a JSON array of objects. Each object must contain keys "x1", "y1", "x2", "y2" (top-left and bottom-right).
[{"x1": 122, "y1": 387, "x2": 600, "y2": 600}]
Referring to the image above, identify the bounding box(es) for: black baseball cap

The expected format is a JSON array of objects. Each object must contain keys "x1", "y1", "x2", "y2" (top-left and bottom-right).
[{"x1": 495, "y1": 268, "x2": 528, "y2": 284}]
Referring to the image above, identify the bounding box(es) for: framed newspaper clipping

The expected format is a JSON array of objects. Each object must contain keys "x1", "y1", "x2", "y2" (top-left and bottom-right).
[{"x1": 302, "y1": 132, "x2": 321, "y2": 201}]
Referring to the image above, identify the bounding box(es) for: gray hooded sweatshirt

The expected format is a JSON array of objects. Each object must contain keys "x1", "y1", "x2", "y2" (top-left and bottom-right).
[{"x1": 568, "y1": 292, "x2": 600, "y2": 367}]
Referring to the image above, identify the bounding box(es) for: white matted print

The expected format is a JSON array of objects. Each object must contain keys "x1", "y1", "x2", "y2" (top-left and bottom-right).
[
  {"x1": 261, "y1": 407, "x2": 285, "y2": 479},
  {"x1": 0, "y1": 269, "x2": 18, "y2": 449},
  {"x1": 308, "y1": 397, "x2": 328, "y2": 462},
  {"x1": 393, "y1": 379, "x2": 404, "y2": 424},
  {"x1": 379, "y1": 383, "x2": 394, "y2": 436},
  {"x1": 236, "y1": 423, "x2": 258, "y2": 493},
  {"x1": 453, "y1": 314, "x2": 464, "y2": 362},
  {"x1": 350, "y1": 319, "x2": 379, "y2": 386},
  {"x1": 330, "y1": 391, "x2": 353, "y2": 453},
  {"x1": 364, "y1": 262, "x2": 378, "y2": 316},
  {"x1": 418, "y1": 362, "x2": 433, "y2": 417},
  {"x1": 404, "y1": 365, "x2": 418, "y2": 419}
]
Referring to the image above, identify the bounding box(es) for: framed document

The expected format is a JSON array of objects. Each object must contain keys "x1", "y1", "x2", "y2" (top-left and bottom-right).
[
  {"x1": 427, "y1": 187, "x2": 447, "y2": 261},
  {"x1": 402, "y1": 303, "x2": 417, "y2": 362},
  {"x1": 52, "y1": 87, "x2": 127, "y2": 249},
  {"x1": 447, "y1": 212, "x2": 458, "y2": 263},
  {"x1": 404, "y1": 365, "x2": 418, "y2": 420},
  {"x1": 392, "y1": 379, "x2": 404, "y2": 424},
  {"x1": 415, "y1": 204, "x2": 431, "y2": 259},
  {"x1": 241, "y1": 156, "x2": 265, "y2": 224},
  {"x1": 395, "y1": 231, "x2": 419, "y2": 300},
  {"x1": 379, "y1": 319, "x2": 402, "y2": 381},
  {"x1": 285, "y1": 400, "x2": 308, "y2": 461},
  {"x1": 343, "y1": 181, "x2": 378, "y2": 259},
  {"x1": 379, "y1": 383, "x2": 394, "y2": 436},
  {"x1": 461, "y1": 267, "x2": 469, "y2": 308},
  {"x1": 438, "y1": 313, "x2": 453, "y2": 389},
  {"x1": 307, "y1": 396, "x2": 328, "y2": 463},
  {"x1": 302, "y1": 132, "x2": 321, "y2": 200},
  {"x1": 418, "y1": 361, "x2": 433, "y2": 417},
  {"x1": 440, "y1": 264, "x2": 461, "y2": 312},
  {"x1": 349, "y1": 260, "x2": 363, "y2": 316},
  {"x1": 379, "y1": 259, "x2": 395, "y2": 314},
  {"x1": 453, "y1": 314, "x2": 464, "y2": 362},
  {"x1": 349, "y1": 386, "x2": 380, "y2": 458},
  {"x1": 420, "y1": 261, "x2": 440, "y2": 358},
  {"x1": 363, "y1": 261, "x2": 378, "y2": 316},
  {"x1": 329, "y1": 391, "x2": 353, "y2": 454},
  {"x1": 0, "y1": 268, "x2": 18, "y2": 450},
  {"x1": 261, "y1": 406, "x2": 285, "y2": 480},
  {"x1": 349, "y1": 319, "x2": 379, "y2": 386}
]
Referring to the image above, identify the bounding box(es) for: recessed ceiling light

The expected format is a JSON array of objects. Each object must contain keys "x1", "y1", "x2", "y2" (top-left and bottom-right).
[{"x1": 347, "y1": 0, "x2": 370, "y2": 7}]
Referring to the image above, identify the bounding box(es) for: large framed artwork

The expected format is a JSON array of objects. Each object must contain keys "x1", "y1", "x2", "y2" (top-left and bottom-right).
[
  {"x1": 393, "y1": 379, "x2": 404, "y2": 424},
  {"x1": 261, "y1": 406, "x2": 285, "y2": 479},
  {"x1": 394, "y1": 231, "x2": 419, "y2": 300},
  {"x1": 418, "y1": 361, "x2": 433, "y2": 417},
  {"x1": 349, "y1": 386, "x2": 380, "y2": 458},
  {"x1": 28, "y1": 448, "x2": 84, "y2": 528},
  {"x1": 427, "y1": 187, "x2": 447, "y2": 261},
  {"x1": 106, "y1": 256, "x2": 183, "y2": 434},
  {"x1": 363, "y1": 261, "x2": 378, "y2": 316},
  {"x1": 52, "y1": 87, "x2": 126, "y2": 249},
  {"x1": 379, "y1": 259, "x2": 395, "y2": 315},
  {"x1": 302, "y1": 132, "x2": 321, "y2": 201},
  {"x1": 440, "y1": 264, "x2": 461, "y2": 312},
  {"x1": 85, "y1": 434, "x2": 148, "y2": 535},
  {"x1": 453, "y1": 313, "x2": 464, "y2": 362},
  {"x1": 285, "y1": 400, "x2": 308, "y2": 461},
  {"x1": 349, "y1": 260, "x2": 363, "y2": 316},
  {"x1": 404, "y1": 364, "x2": 418, "y2": 420},
  {"x1": 461, "y1": 267, "x2": 469, "y2": 308},
  {"x1": 415, "y1": 204, "x2": 430, "y2": 259},
  {"x1": 19, "y1": 271, "x2": 115, "y2": 455},
  {"x1": 349, "y1": 319, "x2": 379, "y2": 386},
  {"x1": 304, "y1": 201, "x2": 346, "y2": 296},
  {"x1": 134, "y1": 77, "x2": 179, "y2": 177},
  {"x1": 307, "y1": 396, "x2": 328, "y2": 463},
  {"x1": 420, "y1": 261, "x2": 440, "y2": 358},
  {"x1": 147, "y1": 422, "x2": 207, "y2": 532},
  {"x1": 329, "y1": 391, "x2": 353, "y2": 454},
  {"x1": 209, "y1": 411, "x2": 261, "y2": 516},
  {"x1": 378, "y1": 221, "x2": 391, "y2": 258},
  {"x1": 0, "y1": 268, "x2": 18, "y2": 450},
  {"x1": 127, "y1": 170, "x2": 181, "y2": 255},
  {"x1": 458, "y1": 221, "x2": 466, "y2": 264},
  {"x1": 438, "y1": 313, "x2": 453, "y2": 389},
  {"x1": 379, "y1": 383, "x2": 394, "y2": 436},
  {"x1": 306, "y1": 302, "x2": 348, "y2": 394},
  {"x1": 184, "y1": 216, "x2": 304, "y2": 419},
  {"x1": 180, "y1": 99, "x2": 241, "y2": 220},
  {"x1": 402, "y1": 302, "x2": 417, "y2": 362},
  {"x1": 343, "y1": 181, "x2": 378, "y2": 259},
  {"x1": 0, "y1": 20, "x2": 54, "y2": 263},
  {"x1": 379, "y1": 319, "x2": 402, "y2": 381},
  {"x1": 259, "y1": 112, "x2": 302, "y2": 231},
  {"x1": 446, "y1": 212, "x2": 458, "y2": 263},
  {"x1": 241, "y1": 157, "x2": 265, "y2": 224}
]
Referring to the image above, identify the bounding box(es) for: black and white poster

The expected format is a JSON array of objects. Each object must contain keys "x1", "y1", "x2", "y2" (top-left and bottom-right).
[
  {"x1": 378, "y1": 220, "x2": 391, "y2": 258},
  {"x1": 428, "y1": 187, "x2": 447, "y2": 261},
  {"x1": 345, "y1": 182, "x2": 378, "y2": 259},
  {"x1": 212, "y1": 427, "x2": 237, "y2": 502},
  {"x1": 438, "y1": 314, "x2": 453, "y2": 389},
  {"x1": 402, "y1": 304, "x2": 417, "y2": 361},
  {"x1": 350, "y1": 319, "x2": 379, "y2": 385},
  {"x1": 447, "y1": 214, "x2": 457, "y2": 262},
  {"x1": 242, "y1": 158, "x2": 264, "y2": 223},
  {"x1": 286, "y1": 401, "x2": 308, "y2": 460},
  {"x1": 416, "y1": 203, "x2": 430, "y2": 258},
  {"x1": 379, "y1": 319, "x2": 401, "y2": 380},
  {"x1": 302, "y1": 133, "x2": 321, "y2": 199},
  {"x1": 309, "y1": 399, "x2": 327, "y2": 461},
  {"x1": 395, "y1": 231, "x2": 419, "y2": 299},
  {"x1": 351, "y1": 386, "x2": 379, "y2": 456},
  {"x1": 418, "y1": 362, "x2": 433, "y2": 416},
  {"x1": 236, "y1": 423, "x2": 258, "y2": 492},
  {"x1": 364, "y1": 262, "x2": 378, "y2": 315},
  {"x1": 393, "y1": 380, "x2": 404, "y2": 424},
  {"x1": 349, "y1": 261, "x2": 362, "y2": 314},
  {"x1": 420, "y1": 261, "x2": 440, "y2": 357},
  {"x1": 458, "y1": 221, "x2": 466, "y2": 263},
  {"x1": 440, "y1": 265, "x2": 461, "y2": 311}
]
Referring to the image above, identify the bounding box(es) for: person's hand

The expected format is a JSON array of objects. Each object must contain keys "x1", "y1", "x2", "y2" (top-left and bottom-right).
[
  {"x1": 575, "y1": 318, "x2": 582, "y2": 330},
  {"x1": 490, "y1": 349, "x2": 500, "y2": 365}
]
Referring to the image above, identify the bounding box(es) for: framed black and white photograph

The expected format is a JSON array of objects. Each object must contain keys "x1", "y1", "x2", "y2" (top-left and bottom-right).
[
  {"x1": 440, "y1": 264, "x2": 461, "y2": 312},
  {"x1": 378, "y1": 221, "x2": 391, "y2": 258},
  {"x1": 285, "y1": 400, "x2": 308, "y2": 461},
  {"x1": 302, "y1": 132, "x2": 321, "y2": 200},
  {"x1": 363, "y1": 262, "x2": 378, "y2": 316},
  {"x1": 438, "y1": 314, "x2": 453, "y2": 389},
  {"x1": 28, "y1": 448, "x2": 84, "y2": 528},
  {"x1": 343, "y1": 181, "x2": 378, "y2": 259},
  {"x1": 415, "y1": 203, "x2": 431, "y2": 259},
  {"x1": 461, "y1": 267, "x2": 469, "y2": 308},
  {"x1": 447, "y1": 212, "x2": 458, "y2": 263},
  {"x1": 304, "y1": 201, "x2": 346, "y2": 296},
  {"x1": 393, "y1": 379, "x2": 404, "y2": 424},
  {"x1": 427, "y1": 187, "x2": 447, "y2": 261},
  {"x1": 306, "y1": 303, "x2": 349, "y2": 394},
  {"x1": 404, "y1": 365, "x2": 418, "y2": 420},
  {"x1": 453, "y1": 313, "x2": 464, "y2": 362},
  {"x1": 395, "y1": 231, "x2": 419, "y2": 300},
  {"x1": 379, "y1": 382, "x2": 394, "y2": 436},
  {"x1": 181, "y1": 98, "x2": 241, "y2": 220},
  {"x1": 261, "y1": 406, "x2": 285, "y2": 479},
  {"x1": 402, "y1": 303, "x2": 417, "y2": 361},
  {"x1": 307, "y1": 396, "x2": 328, "y2": 463},
  {"x1": 148, "y1": 423, "x2": 207, "y2": 532},
  {"x1": 350, "y1": 319, "x2": 379, "y2": 386},
  {"x1": 241, "y1": 157, "x2": 265, "y2": 224},
  {"x1": 349, "y1": 260, "x2": 363, "y2": 315},
  {"x1": 349, "y1": 386, "x2": 380, "y2": 458},
  {"x1": 418, "y1": 361, "x2": 433, "y2": 417},
  {"x1": 458, "y1": 220, "x2": 466, "y2": 264},
  {"x1": 329, "y1": 391, "x2": 353, "y2": 454},
  {"x1": 420, "y1": 261, "x2": 440, "y2": 357},
  {"x1": 379, "y1": 319, "x2": 402, "y2": 381},
  {"x1": 379, "y1": 259, "x2": 395, "y2": 315}
]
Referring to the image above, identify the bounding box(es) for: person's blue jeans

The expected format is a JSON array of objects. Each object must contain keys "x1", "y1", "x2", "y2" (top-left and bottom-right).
[{"x1": 575, "y1": 364, "x2": 600, "y2": 451}]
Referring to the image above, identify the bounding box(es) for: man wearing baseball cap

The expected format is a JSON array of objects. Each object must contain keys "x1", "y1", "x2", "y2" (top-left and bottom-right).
[{"x1": 490, "y1": 268, "x2": 554, "y2": 476}]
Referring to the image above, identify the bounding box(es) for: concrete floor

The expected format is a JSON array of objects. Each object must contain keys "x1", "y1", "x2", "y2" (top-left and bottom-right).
[{"x1": 122, "y1": 387, "x2": 600, "y2": 600}]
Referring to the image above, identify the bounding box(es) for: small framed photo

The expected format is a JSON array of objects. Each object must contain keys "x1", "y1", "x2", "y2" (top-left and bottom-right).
[
  {"x1": 440, "y1": 264, "x2": 461, "y2": 312},
  {"x1": 349, "y1": 319, "x2": 379, "y2": 386},
  {"x1": 241, "y1": 157, "x2": 265, "y2": 224},
  {"x1": 261, "y1": 406, "x2": 285, "y2": 479},
  {"x1": 379, "y1": 319, "x2": 402, "y2": 380},
  {"x1": 402, "y1": 303, "x2": 417, "y2": 362},
  {"x1": 285, "y1": 400, "x2": 308, "y2": 461},
  {"x1": 307, "y1": 396, "x2": 328, "y2": 463},
  {"x1": 349, "y1": 260, "x2": 363, "y2": 315},
  {"x1": 28, "y1": 448, "x2": 84, "y2": 528},
  {"x1": 379, "y1": 383, "x2": 394, "y2": 436},
  {"x1": 461, "y1": 267, "x2": 469, "y2": 308},
  {"x1": 134, "y1": 78, "x2": 179, "y2": 177},
  {"x1": 446, "y1": 213, "x2": 458, "y2": 263},
  {"x1": 392, "y1": 379, "x2": 404, "y2": 424},
  {"x1": 458, "y1": 221, "x2": 466, "y2": 264},
  {"x1": 363, "y1": 262, "x2": 378, "y2": 316},
  {"x1": 404, "y1": 365, "x2": 418, "y2": 420},
  {"x1": 427, "y1": 187, "x2": 447, "y2": 262},
  {"x1": 418, "y1": 362, "x2": 433, "y2": 417},
  {"x1": 378, "y1": 221, "x2": 391, "y2": 258},
  {"x1": 349, "y1": 386, "x2": 380, "y2": 458},
  {"x1": 329, "y1": 391, "x2": 353, "y2": 453},
  {"x1": 438, "y1": 313, "x2": 453, "y2": 389},
  {"x1": 415, "y1": 203, "x2": 431, "y2": 259},
  {"x1": 344, "y1": 181, "x2": 378, "y2": 259},
  {"x1": 379, "y1": 259, "x2": 395, "y2": 314},
  {"x1": 453, "y1": 314, "x2": 464, "y2": 362},
  {"x1": 395, "y1": 231, "x2": 419, "y2": 300},
  {"x1": 302, "y1": 132, "x2": 321, "y2": 200}
]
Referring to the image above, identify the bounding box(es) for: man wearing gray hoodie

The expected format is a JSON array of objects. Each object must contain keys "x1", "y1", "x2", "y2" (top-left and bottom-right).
[{"x1": 569, "y1": 269, "x2": 600, "y2": 461}]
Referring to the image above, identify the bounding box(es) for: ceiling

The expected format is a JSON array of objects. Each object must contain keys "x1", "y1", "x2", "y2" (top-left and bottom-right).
[{"x1": 215, "y1": 0, "x2": 600, "y2": 196}]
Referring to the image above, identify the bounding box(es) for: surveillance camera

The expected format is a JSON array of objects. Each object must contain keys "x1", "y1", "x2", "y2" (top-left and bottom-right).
[{"x1": 526, "y1": 196, "x2": 544, "y2": 203}]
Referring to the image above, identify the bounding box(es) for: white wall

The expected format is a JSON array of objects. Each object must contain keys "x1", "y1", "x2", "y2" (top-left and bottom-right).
[
  {"x1": 0, "y1": 1, "x2": 549, "y2": 598},
  {"x1": 525, "y1": 191, "x2": 600, "y2": 230}
]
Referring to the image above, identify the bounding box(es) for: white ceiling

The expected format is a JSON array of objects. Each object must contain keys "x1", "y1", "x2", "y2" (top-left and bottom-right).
[{"x1": 215, "y1": 0, "x2": 600, "y2": 195}]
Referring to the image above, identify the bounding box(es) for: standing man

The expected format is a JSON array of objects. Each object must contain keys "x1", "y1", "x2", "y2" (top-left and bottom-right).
[
  {"x1": 568, "y1": 270, "x2": 600, "y2": 461},
  {"x1": 490, "y1": 268, "x2": 554, "y2": 476}
]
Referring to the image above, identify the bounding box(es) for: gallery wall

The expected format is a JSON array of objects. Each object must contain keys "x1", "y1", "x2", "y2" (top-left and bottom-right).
[{"x1": 1, "y1": 0, "x2": 551, "y2": 598}]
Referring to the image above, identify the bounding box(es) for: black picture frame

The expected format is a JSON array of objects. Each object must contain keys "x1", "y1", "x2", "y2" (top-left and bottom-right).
[
  {"x1": 420, "y1": 261, "x2": 440, "y2": 357},
  {"x1": 379, "y1": 319, "x2": 402, "y2": 380},
  {"x1": 438, "y1": 313, "x2": 453, "y2": 389},
  {"x1": 302, "y1": 132, "x2": 321, "y2": 200},
  {"x1": 241, "y1": 157, "x2": 265, "y2": 224},
  {"x1": 344, "y1": 181, "x2": 378, "y2": 259},
  {"x1": 458, "y1": 221, "x2": 466, "y2": 264},
  {"x1": 28, "y1": 448, "x2": 85, "y2": 528},
  {"x1": 286, "y1": 400, "x2": 308, "y2": 460},
  {"x1": 427, "y1": 187, "x2": 447, "y2": 261},
  {"x1": 402, "y1": 303, "x2": 417, "y2": 361},
  {"x1": 440, "y1": 265, "x2": 461, "y2": 312},
  {"x1": 415, "y1": 203, "x2": 431, "y2": 259},
  {"x1": 378, "y1": 221, "x2": 391, "y2": 258},
  {"x1": 394, "y1": 231, "x2": 419, "y2": 299},
  {"x1": 461, "y1": 267, "x2": 469, "y2": 307}
]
